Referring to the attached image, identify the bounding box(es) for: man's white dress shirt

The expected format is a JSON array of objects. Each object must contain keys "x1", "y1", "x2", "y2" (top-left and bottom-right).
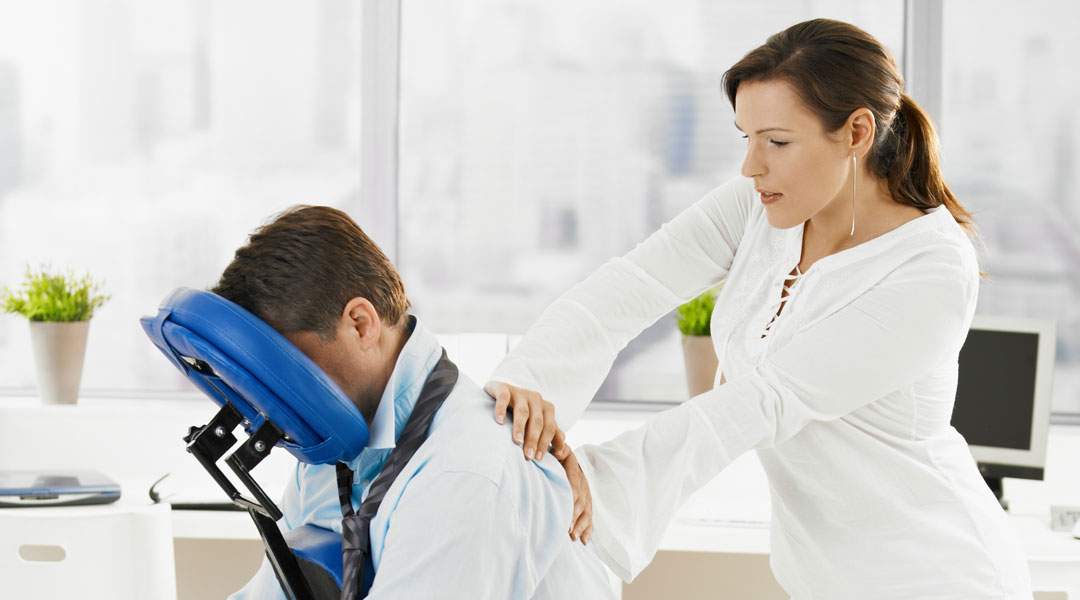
[
  {"x1": 491, "y1": 176, "x2": 1032, "y2": 599},
  {"x1": 231, "y1": 316, "x2": 614, "y2": 599}
]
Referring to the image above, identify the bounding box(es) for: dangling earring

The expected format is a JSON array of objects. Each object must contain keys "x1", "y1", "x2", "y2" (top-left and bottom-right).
[{"x1": 849, "y1": 154, "x2": 857, "y2": 237}]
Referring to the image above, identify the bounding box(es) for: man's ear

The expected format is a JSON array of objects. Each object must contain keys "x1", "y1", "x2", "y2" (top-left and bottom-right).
[
  {"x1": 845, "y1": 107, "x2": 877, "y2": 159},
  {"x1": 341, "y1": 297, "x2": 382, "y2": 350}
]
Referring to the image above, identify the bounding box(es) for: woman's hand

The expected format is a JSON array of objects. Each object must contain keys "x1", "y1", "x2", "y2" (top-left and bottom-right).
[
  {"x1": 484, "y1": 381, "x2": 560, "y2": 461},
  {"x1": 557, "y1": 440, "x2": 593, "y2": 544},
  {"x1": 485, "y1": 381, "x2": 591, "y2": 543}
]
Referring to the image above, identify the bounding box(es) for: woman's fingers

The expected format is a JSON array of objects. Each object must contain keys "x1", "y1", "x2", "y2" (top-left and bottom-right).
[
  {"x1": 483, "y1": 381, "x2": 559, "y2": 460},
  {"x1": 572, "y1": 482, "x2": 586, "y2": 517},
  {"x1": 485, "y1": 381, "x2": 512, "y2": 425},
  {"x1": 558, "y1": 450, "x2": 593, "y2": 544},
  {"x1": 572, "y1": 489, "x2": 593, "y2": 544},
  {"x1": 522, "y1": 393, "x2": 545, "y2": 460},
  {"x1": 563, "y1": 452, "x2": 583, "y2": 539},
  {"x1": 511, "y1": 394, "x2": 530, "y2": 446},
  {"x1": 551, "y1": 428, "x2": 570, "y2": 461},
  {"x1": 532, "y1": 402, "x2": 558, "y2": 460},
  {"x1": 569, "y1": 487, "x2": 584, "y2": 540},
  {"x1": 572, "y1": 509, "x2": 590, "y2": 543}
]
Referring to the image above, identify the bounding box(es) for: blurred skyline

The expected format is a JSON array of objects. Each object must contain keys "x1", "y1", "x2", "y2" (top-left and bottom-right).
[
  {"x1": 0, "y1": 0, "x2": 1075, "y2": 414},
  {"x1": 0, "y1": 0, "x2": 363, "y2": 391}
]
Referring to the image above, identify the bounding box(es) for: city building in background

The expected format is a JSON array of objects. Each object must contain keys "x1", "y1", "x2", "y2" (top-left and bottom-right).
[
  {"x1": 0, "y1": 0, "x2": 1076, "y2": 416},
  {"x1": 0, "y1": 0, "x2": 363, "y2": 392},
  {"x1": 397, "y1": 0, "x2": 904, "y2": 401}
]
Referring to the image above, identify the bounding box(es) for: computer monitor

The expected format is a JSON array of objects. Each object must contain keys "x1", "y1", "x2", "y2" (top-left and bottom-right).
[{"x1": 950, "y1": 315, "x2": 1056, "y2": 510}]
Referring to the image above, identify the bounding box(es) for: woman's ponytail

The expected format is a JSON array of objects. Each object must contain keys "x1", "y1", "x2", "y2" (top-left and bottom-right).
[{"x1": 881, "y1": 94, "x2": 975, "y2": 234}]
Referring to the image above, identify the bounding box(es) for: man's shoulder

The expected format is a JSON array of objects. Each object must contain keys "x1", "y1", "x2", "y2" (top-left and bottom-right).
[{"x1": 417, "y1": 374, "x2": 570, "y2": 494}]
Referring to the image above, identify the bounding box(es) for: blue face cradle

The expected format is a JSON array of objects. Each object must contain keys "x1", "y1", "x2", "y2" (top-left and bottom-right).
[
  {"x1": 141, "y1": 287, "x2": 360, "y2": 596},
  {"x1": 140, "y1": 287, "x2": 370, "y2": 465}
]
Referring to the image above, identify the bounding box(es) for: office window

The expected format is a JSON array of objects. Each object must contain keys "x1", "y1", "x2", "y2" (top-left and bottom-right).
[
  {"x1": 941, "y1": 1, "x2": 1080, "y2": 415},
  {"x1": 0, "y1": 0, "x2": 363, "y2": 394},
  {"x1": 399, "y1": 0, "x2": 904, "y2": 401}
]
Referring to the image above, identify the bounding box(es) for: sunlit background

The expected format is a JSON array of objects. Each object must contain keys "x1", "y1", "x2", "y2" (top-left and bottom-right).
[{"x1": 0, "y1": 0, "x2": 1076, "y2": 418}]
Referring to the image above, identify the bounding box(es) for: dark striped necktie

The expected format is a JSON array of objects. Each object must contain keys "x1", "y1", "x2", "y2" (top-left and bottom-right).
[{"x1": 336, "y1": 348, "x2": 459, "y2": 599}]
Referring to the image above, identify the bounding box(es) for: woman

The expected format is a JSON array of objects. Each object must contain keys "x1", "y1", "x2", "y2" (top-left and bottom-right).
[{"x1": 485, "y1": 18, "x2": 1031, "y2": 599}]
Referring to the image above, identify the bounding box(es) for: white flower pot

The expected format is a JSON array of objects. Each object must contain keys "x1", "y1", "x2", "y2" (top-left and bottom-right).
[
  {"x1": 681, "y1": 334, "x2": 718, "y2": 397},
  {"x1": 29, "y1": 321, "x2": 90, "y2": 405}
]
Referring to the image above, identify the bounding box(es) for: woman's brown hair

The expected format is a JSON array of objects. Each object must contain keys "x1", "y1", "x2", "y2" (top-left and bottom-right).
[{"x1": 722, "y1": 18, "x2": 976, "y2": 235}]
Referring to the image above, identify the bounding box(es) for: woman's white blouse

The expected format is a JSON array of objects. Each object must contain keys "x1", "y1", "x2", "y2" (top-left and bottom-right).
[{"x1": 490, "y1": 176, "x2": 1031, "y2": 599}]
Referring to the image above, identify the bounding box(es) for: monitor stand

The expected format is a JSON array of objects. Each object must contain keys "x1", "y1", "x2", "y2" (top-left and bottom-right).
[{"x1": 985, "y1": 476, "x2": 1009, "y2": 511}]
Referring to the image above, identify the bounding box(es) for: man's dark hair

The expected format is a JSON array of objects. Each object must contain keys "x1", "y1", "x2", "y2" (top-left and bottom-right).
[{"x1": 213, "y1": 205, "x2": 410, "y2": 338}]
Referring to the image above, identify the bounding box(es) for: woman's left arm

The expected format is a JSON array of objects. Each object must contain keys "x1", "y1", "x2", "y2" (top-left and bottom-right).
[{"x1": 576, "y1": 243, "x2": 979, "y2": 581}]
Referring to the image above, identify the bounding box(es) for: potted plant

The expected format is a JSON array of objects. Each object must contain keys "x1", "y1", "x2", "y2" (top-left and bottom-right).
[
  {"x1": 676, "y1": 287, "x2": 719, "y2": 397},
  {"x1": 2, "y1": 267, "x2": 109, "y2": 405}
]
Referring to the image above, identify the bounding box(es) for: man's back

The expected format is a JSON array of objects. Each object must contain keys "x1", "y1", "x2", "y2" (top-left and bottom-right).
[
  {"x1": 365, "y1": 372, "x2": 614, "y2": 597},
  {"x1": 231, "y1": 371, "x2": 614, "y2": 599}
]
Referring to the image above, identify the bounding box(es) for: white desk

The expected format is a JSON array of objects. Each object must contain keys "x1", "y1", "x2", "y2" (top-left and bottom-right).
[
  {"x1": 2, "y1": 397, "x2": 1079, "y2": 597},
  {"x1": 0, "y1": 486, "x2": 178, "y2": 600}
]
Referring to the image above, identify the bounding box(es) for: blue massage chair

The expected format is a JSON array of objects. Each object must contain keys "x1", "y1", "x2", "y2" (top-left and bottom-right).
[{"x1": 141, "y1": 287, "x2": 365, "y2": 599}]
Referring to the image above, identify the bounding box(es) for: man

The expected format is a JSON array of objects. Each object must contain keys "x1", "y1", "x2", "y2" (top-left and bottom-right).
[{"x1": 218, "y1": 206, "x2": 614, "y2": 599}]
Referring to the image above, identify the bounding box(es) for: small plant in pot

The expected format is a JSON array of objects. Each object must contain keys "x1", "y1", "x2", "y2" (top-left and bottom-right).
[
  {"x1": 2, "y1": 267, "x2": 109, "y2": 405},
  {"x1": 675, "y1": 287, "x2": 720, "y2": 397}
]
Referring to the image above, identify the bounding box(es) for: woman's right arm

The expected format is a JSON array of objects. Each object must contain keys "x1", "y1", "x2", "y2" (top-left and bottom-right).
[{"x1": 487, "y1": 176, "x2": 757, "y2": 438}]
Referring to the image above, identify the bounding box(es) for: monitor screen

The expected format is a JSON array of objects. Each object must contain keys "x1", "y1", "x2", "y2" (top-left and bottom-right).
[{"x1": 951, "y1": 329, "x2": 1040, "y2": 451}]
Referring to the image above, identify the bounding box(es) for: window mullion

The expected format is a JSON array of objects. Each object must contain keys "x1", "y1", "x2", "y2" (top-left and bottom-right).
[
  {"x1": 903, "y1": 0, "x2": 945, "y2": 137},
  {"x1": 359, "y1": 0, "x2": 402, "y2": 262}
]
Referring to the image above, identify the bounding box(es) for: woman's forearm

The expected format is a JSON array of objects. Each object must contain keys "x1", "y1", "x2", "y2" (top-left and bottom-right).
[{"x1": 490, "y1": 177, "x2": 755, "y2": 429}]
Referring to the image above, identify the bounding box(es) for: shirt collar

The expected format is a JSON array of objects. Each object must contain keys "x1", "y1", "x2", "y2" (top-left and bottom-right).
[{"x1": 364, "y1": 314, "x2": 443, "y2": 451}]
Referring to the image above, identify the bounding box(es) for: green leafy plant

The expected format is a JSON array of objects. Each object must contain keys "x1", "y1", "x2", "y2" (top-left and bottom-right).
[
  {"x1": 2, "y1": 267, "x2": 110, "y2": 322},
  {"x1": 675, "y1": 289, "x2": 716, "y2": 336}
]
